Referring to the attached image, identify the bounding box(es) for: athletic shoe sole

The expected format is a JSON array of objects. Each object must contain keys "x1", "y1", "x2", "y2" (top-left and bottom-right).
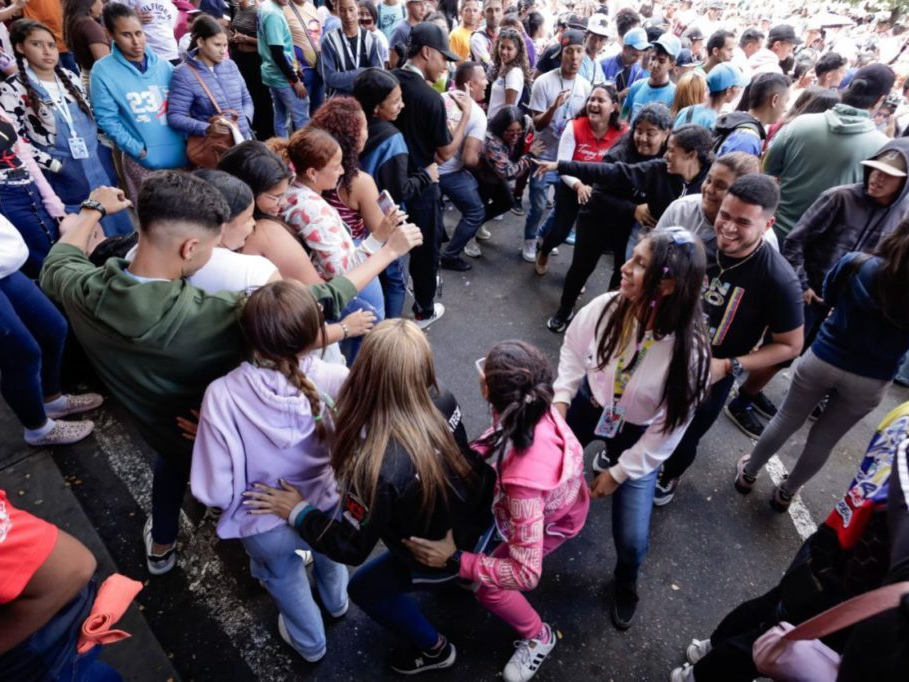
[
  {"x1": 723, "y1": 405, "x2": 763, "y2": 440},
  {"x1": 143, "y1": 517, "x2": 176, "y2": 576}
]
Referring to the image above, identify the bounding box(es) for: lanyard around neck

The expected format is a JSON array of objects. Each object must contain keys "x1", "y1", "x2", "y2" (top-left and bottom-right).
[
  {"x1": 26, "y1": 67, "x2": 76, "y2": 135},
  {"x1": 340, "y1": 28, "x2": 362, "y2": 69}
]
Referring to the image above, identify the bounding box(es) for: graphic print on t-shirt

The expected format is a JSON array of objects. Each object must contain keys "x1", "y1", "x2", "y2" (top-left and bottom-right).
[
  {"x1": 703, "y1": 276, "x2": 745, "y2": 346},
  {"x1": 124, "y1": 86, "x2": 170, "y2": 124}
]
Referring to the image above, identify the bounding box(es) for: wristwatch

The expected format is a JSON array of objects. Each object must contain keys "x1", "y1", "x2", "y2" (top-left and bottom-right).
[
  {"x1": 729, "y1": 357, "x2": 744, "y2": 379},
  {"x1": 446, "y1": 549, "x2": 463, "y2": 569},
  {"x1": 80, "y1": 198, "x2": 107, "y2": 217}
]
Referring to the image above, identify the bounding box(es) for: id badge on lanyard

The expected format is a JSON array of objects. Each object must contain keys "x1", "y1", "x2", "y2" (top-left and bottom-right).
[
  {"x1": 594, "y1": 337, "x2": 654, "y2": 439},
  {"x1": 68, "y1": 132, "x2": 89, "y2": 159},
  {"x1": 594, "y1": 404, "x2": 625, "y2": 439}
]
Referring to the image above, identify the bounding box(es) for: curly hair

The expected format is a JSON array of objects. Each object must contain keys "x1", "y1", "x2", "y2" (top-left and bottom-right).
[
  {"x1": 308, "y1": 96, "x2": 367, "y2": 193},
  {"x1": 490, "y1": 28, "x2": 531, "y2": 84}
]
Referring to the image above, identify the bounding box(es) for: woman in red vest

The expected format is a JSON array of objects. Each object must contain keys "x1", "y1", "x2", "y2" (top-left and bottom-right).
[{"x1": 535, "y1": 83, "x2": 627, "y2": 275}]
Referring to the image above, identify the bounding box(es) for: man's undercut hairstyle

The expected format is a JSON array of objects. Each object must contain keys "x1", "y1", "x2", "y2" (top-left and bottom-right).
[
  {"x1": 747, "y1": 72, "x2": 790, "y2": 109},
  {"x1": 137, "y1": 170, "x2": 230, "y2": 234},
  {"x1": 455, "y1": 60, "x2": 481, "y2": 87},
  {"x1": 739, "y1": 28, "x2": 763, "y2": 47},
  {"x1": 726, "y1": 173, "x2": 780, "y2": 216},
  {"x1": 815, "y1": 52, "x2": 847, "y2": 79},
  {"x1": 706, "y1": 30, "x2": 734, "y2": 56}
]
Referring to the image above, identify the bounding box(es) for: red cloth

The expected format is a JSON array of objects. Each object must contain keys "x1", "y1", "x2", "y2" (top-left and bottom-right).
[
  {"x1": 0, "y1": 489, "x2": 58, "y2": 604},
  {"x1": 76, "y1": 573, "x2": 143, "y2": 654},
  {"x1": 571, "y1": 117, "x2": 627, "y2": 162}
]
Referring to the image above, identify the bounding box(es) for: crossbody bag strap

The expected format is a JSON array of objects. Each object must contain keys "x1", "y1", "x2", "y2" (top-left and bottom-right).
[
  {"x1": 288, "y1": 1, "x2": 320, "y2": 68},
  {"x1": 186, "y1": 63, "x2": 222, "y2": 115},
  {"x1": 783, "y1": 580, "x2": 909, "y2": 642}
]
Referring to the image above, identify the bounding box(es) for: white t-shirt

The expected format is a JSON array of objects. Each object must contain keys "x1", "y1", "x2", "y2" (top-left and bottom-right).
[
  {"x1": 0, "y1": 214, "x2": 27, "y2": 278},
  {"x1": 439, "y1": 94, "x2": 487, "y2": 175},
  {"x1": 487, "y1": 67, "x2": 524, "y2": 119},
  {"x1": 110, "y1": 0, "x2": 179, "y2": 61},
  {"x1": 528, "y1": 69, "x2": 592, "y2": 161},
  {"x1": 188, "y1": 248, "x2": 277, "y2": 293}
]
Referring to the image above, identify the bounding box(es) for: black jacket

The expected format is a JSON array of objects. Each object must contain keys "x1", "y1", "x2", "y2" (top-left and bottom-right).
[
  {"x1": 295, "y1": 389, "x2": 495, "y2": 577},
  {"x1": 360, "y1": 118, "x2": 433, "y2": 204}
]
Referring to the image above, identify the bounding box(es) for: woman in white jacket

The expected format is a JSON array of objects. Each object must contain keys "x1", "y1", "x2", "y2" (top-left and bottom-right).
[{"x1": 553, "y1": 225, "x2": 710, "y2": 631}]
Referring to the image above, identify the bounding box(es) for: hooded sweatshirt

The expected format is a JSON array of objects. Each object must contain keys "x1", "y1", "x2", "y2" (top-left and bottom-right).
[
  {"x1": 89, "y1": 45, "x2": 188, "y2": 169},
  {"x1": 191, "y1": 358, "x2": 347, "y2": 539},
  {"x1": 782, "y1": 138, "x2": 909, "y2": 294},
  {"x1": 359, "y1": 117, "x2": 433, "y2": 206},
  {"x1": 39, "y1": 244, "x2": 356, "y2": 461},
  {"x1": 764, "y1": 103, "x2": 889, "y2": 239},
  {"x1": 458, "y1": 408, "x2": 590, "y2": 591}
]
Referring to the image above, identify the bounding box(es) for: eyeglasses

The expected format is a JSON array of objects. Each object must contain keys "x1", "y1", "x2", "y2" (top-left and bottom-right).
[{"x1": 260, "y1": 191, "x2": 285, "y2": 203}]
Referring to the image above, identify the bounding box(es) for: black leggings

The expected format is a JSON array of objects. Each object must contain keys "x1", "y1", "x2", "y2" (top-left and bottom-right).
[
  {"x1": 477, "y1": 176, "x2": 515, "y2": 222},
  {"x1": 556, "y1": 203, "x2": 633, "y2": 316},
  {"x1": 539, "y1": 182, "x2": 580, "y2": 256}
]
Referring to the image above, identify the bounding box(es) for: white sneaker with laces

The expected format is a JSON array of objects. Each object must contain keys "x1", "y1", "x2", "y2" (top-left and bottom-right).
[
  {"x1": 143, "y1": 517, "x2": 176, "y2": 576},
  {"x1": 521, "y1": 239, "x2": 537, "y2": 263},
  {"x1": 24, "y1": 419, "x2": 95, "y2": 446},
  {"x1": 503, "y1": 624, "x2": 559, "y2": 682},
  {"x1": 464, "y1": 239, "x2": 482, "y2": 258},
  {"x1": 686, "y1": 638, "x2": 711, "y2": 664},
  {"x1": 45, "y1": 393, "x2": 104, "y2": 418},
  {"x1": 476, "y1": 226, "x2": 492, "y2": 240},
  {"x1": 414, "y1": 303, "x2": 445, "y2": 330},
  {"x1": 669, "y1": 663, "x2": 695, "y2": 682}
]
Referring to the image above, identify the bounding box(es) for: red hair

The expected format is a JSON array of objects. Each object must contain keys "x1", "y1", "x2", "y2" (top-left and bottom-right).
[
  {"x1": 308, "y1": 96, "x2": 367, "y2": 192},
  {"x1": 287, "y1": 128, "x2": 340, "y2": 177}
]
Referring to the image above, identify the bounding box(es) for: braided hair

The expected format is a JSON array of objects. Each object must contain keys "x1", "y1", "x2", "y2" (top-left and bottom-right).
[
  {"x1": 476, "y1": 340, "x2": 554, "y2": 475},
  {"x1": 10, "y1": 19, "x2": 93, "y2": 119},
  {"x1": 239, "y1": 281, "x2": 331, "y2": 442}
]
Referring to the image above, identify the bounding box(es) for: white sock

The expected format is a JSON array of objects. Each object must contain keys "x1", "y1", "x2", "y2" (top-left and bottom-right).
[
  {"x1": 25, "y1": 419, "x2": 56, "y2": 440},
  {"x1": 44, "y1": 395, "x2": 68, "y2": 411}
]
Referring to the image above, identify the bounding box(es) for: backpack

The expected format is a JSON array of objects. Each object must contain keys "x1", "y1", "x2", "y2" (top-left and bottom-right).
[{"x1": 712, "y1": 111, "x2": 765, "y2": 154}]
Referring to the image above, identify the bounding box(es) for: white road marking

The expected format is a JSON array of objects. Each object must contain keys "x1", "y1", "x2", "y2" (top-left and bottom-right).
[
  {"x1": 766, "y1": 455, "x2": 816, "y2": 541},
  {"x1": 91, "y1": 413, "x2": 297, "y2": 680}
]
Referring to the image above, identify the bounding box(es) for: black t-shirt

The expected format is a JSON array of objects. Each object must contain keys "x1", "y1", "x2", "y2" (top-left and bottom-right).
[
  {"x1": 535, "y1": 43, "x2": 561, "y2": 74},
  {"x1": 342, "y1": 30, "x2": 369, "y2": 70},
  {"x1": 702, "y1": 242, "x2": 803, "y2": 359},
  {"x1": 391, "y1": 67, "x2": 451, "y2": 173}
]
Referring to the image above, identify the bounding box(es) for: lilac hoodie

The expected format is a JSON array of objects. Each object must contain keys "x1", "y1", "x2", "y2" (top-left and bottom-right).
[{"x1": 190, "y1": 357, "x2": 347, "y2": 539}]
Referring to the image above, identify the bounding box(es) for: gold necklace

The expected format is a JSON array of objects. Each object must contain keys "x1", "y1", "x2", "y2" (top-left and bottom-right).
[{"x1": 712, "y1": 241, "x2": 763, "y2": 288}]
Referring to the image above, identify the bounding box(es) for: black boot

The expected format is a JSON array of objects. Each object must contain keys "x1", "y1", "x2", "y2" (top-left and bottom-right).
[{"x1": 611, "y1": 581, "x2": 639, "y2": 630}]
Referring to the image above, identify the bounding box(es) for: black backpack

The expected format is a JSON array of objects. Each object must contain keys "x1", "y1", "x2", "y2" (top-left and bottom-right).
[{"x1": 712, "y1": 111, "x2": 765, "y2": 154}]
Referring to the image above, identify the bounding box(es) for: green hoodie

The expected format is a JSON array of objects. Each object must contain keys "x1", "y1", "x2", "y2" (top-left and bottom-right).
[
  {"x1": 40, "y1": 244, "x2": 356, "y2": 460},
  {"x1": 764, "y1": 103, "x2": 889, "y2": 239}
]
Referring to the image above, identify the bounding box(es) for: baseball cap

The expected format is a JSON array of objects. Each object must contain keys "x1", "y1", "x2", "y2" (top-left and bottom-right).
[
  {"x1": 676, "y1": 48, "x2": 703, "y2": 68},
  {"x1": 707, "y1": 0, "x2": 724, "y2": 9},
  {"x1": 861, "y1": 149, "x2": 908, "y2": 177},
  {"x1": 587, "y1": 13, "x2": 610, "y2": 37},
  {"x1": 686, "y1": 27, "x2": 704, "y2": 42},
  {"x1": 560, "y1": 28, "x2": 586, "y2": 48},
  {"x1": 408, "y1": 23, "x2": 460, "y2": 61},
  {"x1": 848, "y1": 63, "x2": 897, "y2": 100},
  {"x1": 651, "y1": 33, "x2": 681, "y2": 59},
  {"x1": 623, "y1": 27, "x2": 650, "y2": 50},
  {"x1": 768, "y1": 24, "x2": 802, "y2": 45},
  {"x1": 707, "y1": 63, "x2": 748, "y2": 93}
]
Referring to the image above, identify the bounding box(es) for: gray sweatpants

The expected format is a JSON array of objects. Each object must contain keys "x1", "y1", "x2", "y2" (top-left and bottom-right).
[{"x1": 745, "y1": 349, "x2": 889, "y2": 493}]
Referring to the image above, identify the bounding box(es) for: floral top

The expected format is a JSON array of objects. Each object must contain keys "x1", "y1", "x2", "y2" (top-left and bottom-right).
[
  {"x1": 480, "y1": 131, "x2": 533, "y2": 184},
  {"x1": 0, "y1": 68, "x2": 87, "y2": 171},
  {"x1": 283, "y1": 181, "x2": 383, "y2": 279}
]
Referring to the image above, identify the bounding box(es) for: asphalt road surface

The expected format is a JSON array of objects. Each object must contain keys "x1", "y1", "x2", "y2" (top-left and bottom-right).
[{"x1": 3, "y1": 206, "x2": 906, "y2": 682}]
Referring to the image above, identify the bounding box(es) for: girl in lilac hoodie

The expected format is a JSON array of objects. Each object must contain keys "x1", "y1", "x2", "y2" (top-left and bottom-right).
[
  {"x1": 190, "y1": 281, "x2": 349, "y2": 664},
  {"x1": 405, "y1": 340, "x2": 590, "y2": 682}
]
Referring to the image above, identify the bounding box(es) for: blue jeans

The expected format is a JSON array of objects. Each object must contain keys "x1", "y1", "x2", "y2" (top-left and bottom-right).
[
  {"x1": 270, "y1": 84, "x2": 310, "y2": 138},
  {"x1": 0, "y1": 271, "x2": 67, "y2": 429},
  {"x1": 380, "y1": 257, "x2": 407, "y2": 318},
  {"x1": 0, "y1": 181, "x2": 59, "y2": 277},
  {"x1": 566, "y1": 380, "x2": 655, "y2": 588},
  {"x1": 347, "y1": 551, "x2": 441, "y2": 650},
  {"x1": 523, "y1": 171, "x2": 556, "y2": 241},
  {"x1": 339, "y1": 277, "x2": 384, "y2": 364},
  {"x1": 241, "y1": 524, "x2": 348, "y2": 659},
  {"x1": 301, "y1": 66, "x2": 324, "y2": 115},
  {"x1": 439, "y1": 169, "x2": 485, "y2": 259}
]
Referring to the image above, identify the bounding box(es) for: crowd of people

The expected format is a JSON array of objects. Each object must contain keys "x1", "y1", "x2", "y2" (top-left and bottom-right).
[{"x1": 3, "y1": 0, "x2": 909, "y2": 680}]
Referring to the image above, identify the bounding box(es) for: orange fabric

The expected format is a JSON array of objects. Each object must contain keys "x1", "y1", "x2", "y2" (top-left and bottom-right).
[
  {"x1": 0, "y1": 489, "x2": 58, "y2": 604},
  {"x1": 23, "y1": 0, "x2": 67, "y2": 52},
  {"x1": 76, "y1": 573, "x2": 143, "y2": 654}
]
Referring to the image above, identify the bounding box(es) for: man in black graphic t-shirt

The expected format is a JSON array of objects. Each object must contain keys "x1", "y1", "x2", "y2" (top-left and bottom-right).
[{"x1": 655, "y1": 175, "x2": 803, "y2": 505}]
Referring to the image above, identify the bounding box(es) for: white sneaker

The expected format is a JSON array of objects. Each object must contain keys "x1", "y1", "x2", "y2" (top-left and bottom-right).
[
  {"x1": 464, "y1": 239, "x2": 482, "y2": 258},
  {"x1": 550, "y1": 247, "x2": 559, "y2": 256},
  {"x1": 503, "y1": 624, "x2": 559, "y2": 682},
  {"x1": 414, "y1": 303, "x2": 445, "y2": 329},
  {"x1": 521, "y1": 239, "x2": 537, "y2": 263},
  {"x1": 669, "y1": 663, "x2": 695, "y2": 682},
  {"x1": 143, "y1": 517, "x2": 176, "y2": 576},
  {"x1": 44, "y1": 392, "x2": 104, "y2": 418},
  {"x1": 686, "y1": 638, "x2": 711, "y2": 664},
  {"x1": 476, "y1": 226, "x2": 492, "y2": 241},
  {"x1": 25, "y1": 419, "x2": 95, "y2": 446},
  {"x1": 493, "y1": 214, "x2": 504, "y2": 221},
  {"x1": 278, "y1": 614, "x2": 326, "y2": 662}
]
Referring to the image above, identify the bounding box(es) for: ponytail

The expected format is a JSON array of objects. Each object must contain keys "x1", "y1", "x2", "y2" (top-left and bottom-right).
[{"x1": 271, "y1": 357, "x2": 331, "y2": 442}]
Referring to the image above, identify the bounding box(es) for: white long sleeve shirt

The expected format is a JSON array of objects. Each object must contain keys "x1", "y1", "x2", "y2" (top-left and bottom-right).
[{"x1": 553, "y1": 291, "x2": 700, "y2": 484}]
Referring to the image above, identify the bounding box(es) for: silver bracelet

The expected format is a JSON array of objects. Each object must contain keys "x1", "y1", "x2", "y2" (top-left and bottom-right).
[{"x1": 340, "y1": 322, "x2": 349, "y2": 340}]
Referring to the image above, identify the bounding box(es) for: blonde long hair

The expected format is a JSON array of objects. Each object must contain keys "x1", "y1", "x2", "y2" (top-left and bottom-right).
[
  {"x1": 671, "y1": 72, "x2": 707, "y2": 117},
  {"x1": 331, "y1": 319, "x2": 471, "y2": 517}
]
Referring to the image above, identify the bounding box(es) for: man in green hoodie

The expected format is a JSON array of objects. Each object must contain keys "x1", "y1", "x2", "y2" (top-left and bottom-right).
[
  {"x1": 39, "y1": 172, "x2": 422, "y2": 575},
  {"x1": 763, "y1": 63, "x2": 894, "y2": 241}
]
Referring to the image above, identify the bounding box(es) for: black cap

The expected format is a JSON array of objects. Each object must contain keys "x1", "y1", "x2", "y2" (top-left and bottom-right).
[
  {"x1": 849, "y1": 63, "x2": 896, "y2": 100},
  {"x1": 768, "y1": 24, "x2": 802, "y2": 45},
  {"x1": 408, "y1": 23, "x2": 460, "y2": 61},
  {"x1": 560, "y1": 29, "x2": 586, "y2": 48},
  {"x1": 686, "y1": 27, "x2": 704, "y2": 41}
]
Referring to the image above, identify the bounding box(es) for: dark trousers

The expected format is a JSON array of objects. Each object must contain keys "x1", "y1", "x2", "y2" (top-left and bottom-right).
[
  {"x1": 0, "y1": 272, "x2": 67, "y2": 429},
  {"x1": 477, "y1": 175, "x2": 514, "y2": 222},
  {"x1": 151, "y1": 455, "x2": 192, "y2": 546},
  {"x1": 539, "y1": 182, "x2": 580, "y2": 256},
  {"x1": 556, "y1": 203, "x2": 633, "y2": 317},
  {"x1": 407, "y1": 185, "x2": 442, "y2": 315},
  {"x1": 0, "y1": 182, "x2": 60, "y2": 277},
  {"x1": 232, "y1": 48, "x2": 275, "y2": 140},
  {"x1": 659, "y1": 374, "x2": 736, "y2": 482}
]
